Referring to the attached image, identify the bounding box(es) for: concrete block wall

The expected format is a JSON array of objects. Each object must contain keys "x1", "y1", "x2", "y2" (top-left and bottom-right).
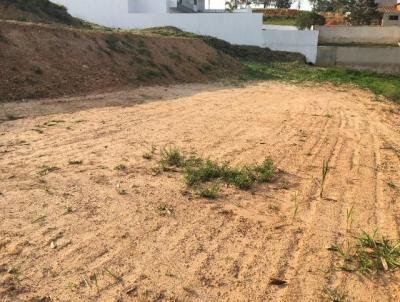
[
  {"x1": 317, "y1": 26, "x2": 400, "y2": 44},
  {"x1": 317, "y1": 46, "x2": 400, "y2": 74}
]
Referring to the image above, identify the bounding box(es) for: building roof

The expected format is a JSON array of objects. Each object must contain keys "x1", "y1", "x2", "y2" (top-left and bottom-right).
[{"x1": 378, "y1": 5, "x2": 400, "y2": 13}]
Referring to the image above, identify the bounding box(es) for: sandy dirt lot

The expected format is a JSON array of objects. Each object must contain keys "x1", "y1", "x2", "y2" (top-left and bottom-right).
[{"x1": 1, "y1": 82, "x2": 400, "y2": 301}]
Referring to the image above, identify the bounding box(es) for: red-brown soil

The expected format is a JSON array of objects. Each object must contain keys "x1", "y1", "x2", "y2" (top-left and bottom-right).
[{"x1": 0, "y1": 21, "x2": 239, "y2": 101}]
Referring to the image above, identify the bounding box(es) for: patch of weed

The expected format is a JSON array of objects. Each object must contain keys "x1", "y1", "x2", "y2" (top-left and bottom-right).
[
  {"x1": 388, "y1": 179, "x2": 397, "y2": 190},
  {"x1": 185, "y1": 160, "x2": 224, "y2": 186},
  {"x1": 184, "y1": 157, "x2": 275, "y2": 190},
  {"x1": 136, "y1": 46, "x2": 152, "y2": 57},
  {"x1": 227, "y1": 167, "x2": 256, "y2": 190},
  {"x1": 154, "y1": 145, "x2": 276, "y2": 197},
  {"x1": 160, "y1": 64, "x2": 175, "y2": 76},
  {"x1": 330, "y1": 230, "x2": 400, "y2": 273},
  {"x1": 32, "y1": 128, "x2": 44, "y2": 134},
  {"x1": 7, "y1": 266, "x2": 19, "y2": 275},
  {"x1": 116, "y1": 187, "x2": 128, "y2": 195},
  {"x1": 254, "y1": 157, "x2": 275, "y2": 182},
  {"x1": 64, "y1": 206, "x2": 73, "y2": 214},
  {"x1": 137, "y1": 69, "x2": 166, "y2": 81},
  {"x1": 143, "y1": 145, "x2": 157, "y2": 160},
  {"x1": 198, "y1": 183, "x2": 220, "y2": 199},
  {"x1": 158, "y1": 203, "x2": 173, "y2": 216},
  {"x1": 241, "y1": 62, "x2": 400, "y2": 103},
  {"x1": 320, "y1": 160, "x2": 329, "y2": 198},
  {"x1": 324, "y1": 287, "x2": 347, "y2": 302},
  {"x1": 0, "y1": 32, "x2": 8, "y2": 43},
  {"x1": 114, "y1": 164, "x2": 127, "y2": 171},
  {"x1": 103, "y1": 268, "x2": 123, "y2": 283},
  {"x1": 32, "y1": 214, "x2": 47, "y2": 224},
  {"x1": 160, "y1": 146, "x2": 186, "y2": 168},
  {"x1": 198, "y1": 64, "x2": 213, "y2": 74},
  {"x1": 68, "y1": 160, "x2": 83, "y2": 165},
  {"x1": 38, "y1": 165, "x2": 60, "y2": 176},
  {"x1": 105, "y1": 34, "x2": 125, "y2": 53},
  {"x1": 168, "y1": 51, "x2": 181, "y2": 61},
  {"x1": 33, "y1": 66, "x2": 43, "y2": 75}
]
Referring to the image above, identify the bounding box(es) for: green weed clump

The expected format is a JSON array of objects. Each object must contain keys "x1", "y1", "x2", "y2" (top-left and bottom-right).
[
  {"x1": 198, "y1": 183, "x2": 220, "y2": 199},
  {"x1": 160, "y1": 146, "x2": 186, "y2": 168},
  {"x1": 330, "y1": 230, "x2": 400, "y2": 274},
  {"x1": 324, "y1": 288, "x2": 347, "y2": 302},
  {"x1": 158, "y1": 146, "x2": 276, "y2": 197}
]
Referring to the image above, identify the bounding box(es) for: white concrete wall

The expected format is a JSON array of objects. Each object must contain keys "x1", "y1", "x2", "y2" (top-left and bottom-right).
[
  {"x1": 128, "y1": 0, "x2": 168, "y2": 13},
  {"x1": 207, "y1": 0, "x2": 225, "y2": 9},
  {"x1": 317, "y1": 26, "x2": 400, "y2": 44},
  {"x1": 262, "y1": 26, "x2": 319, "y2": 63},
  {"x1": 52, "y1": 0, "x2": 318, "y2": 62},
  {"x1": 53, "y1": 0, "x2": 264, "y2": 46},
  {"x1": 168, "y1": 0, "x2": 178, "y2": 8}
]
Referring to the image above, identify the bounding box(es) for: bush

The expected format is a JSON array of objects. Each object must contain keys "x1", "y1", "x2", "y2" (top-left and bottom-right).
[{"x1": 295, "y1": 12, "x2": 325, "y2": 30}]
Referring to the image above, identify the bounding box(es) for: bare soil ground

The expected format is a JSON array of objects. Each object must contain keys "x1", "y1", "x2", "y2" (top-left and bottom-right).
[{"x1": 1, "y1": 82, "x2": 400, "y2": 301}]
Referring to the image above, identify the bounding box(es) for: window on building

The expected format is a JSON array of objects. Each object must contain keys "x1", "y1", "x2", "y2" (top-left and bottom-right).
[{"x1": 389, "y1": 15, "x2": 399, "y2": 21}]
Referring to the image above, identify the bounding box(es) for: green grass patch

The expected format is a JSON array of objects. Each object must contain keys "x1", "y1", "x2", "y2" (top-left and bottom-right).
[
  {"x1": 263, "y1": 16, "x2": 297, "y2": 26},
  {"x1": 137, "y1": 68, "x2": 166, "y2": 81},
  {"x1": 241, "y1": 61, "x2": 400, "y2": 103},
  {"x1": 158, "y1": 146, "x2": 276, "y2": 194},
  {"x1": 105, "y1": 34, "x2": 128, "y2": 53},
  {"x1": 330, "y1": 230, "x2": 400, "y2": 274},
  {"x1": 160, "y1": 146, "x2": 187, "y2": 168}
]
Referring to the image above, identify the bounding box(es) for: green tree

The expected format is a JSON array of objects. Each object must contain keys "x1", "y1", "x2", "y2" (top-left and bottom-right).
[
  {"x1": 276, "y1": 0, "x2": 293, "y2": 8},
  {"x1": 343, "y1": 0, "x2": 381, "y2": 25},
  {"x1": 295, "y1": 11, "x2": 326, "y2": 29},
  {"x1": 310, "y1": 0, "x2": 344, "y2": 12},
  {"x1": 263, "y1": 0, "x2": 273, "y2": 8}
]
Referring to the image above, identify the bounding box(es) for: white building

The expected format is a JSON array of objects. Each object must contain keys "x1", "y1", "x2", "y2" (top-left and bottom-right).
[
  {"x1": 52, "y1": 0, "x2": 319, "y2": 63},
  {"x1": 128, "y1": 0, "x2": 226, "y2": 13},
  {"x1": 376, "y1": 0, "x2": 400, "y2": 26}
]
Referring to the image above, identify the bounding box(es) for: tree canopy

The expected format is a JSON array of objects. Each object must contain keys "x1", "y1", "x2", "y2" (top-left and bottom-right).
[{"x1": 310, "y1": 0, "x2": 381, "y2": 25}]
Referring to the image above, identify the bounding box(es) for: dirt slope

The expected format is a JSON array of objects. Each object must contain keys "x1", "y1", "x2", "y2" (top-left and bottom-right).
[
  {"x1": 0, "y1": 21, "x2": 239, "y2": 101},
  {"x1": 1, "y1": 82, "x2": 400, "y2": 301}
]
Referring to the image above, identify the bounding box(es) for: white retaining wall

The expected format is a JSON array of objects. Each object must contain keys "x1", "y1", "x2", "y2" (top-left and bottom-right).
[
  {"x1": 128, "y1": 0, "x2": 168, "y2": 13},
  {"x1": 317, "y1": 26, "x2": 400, "y2": 44},
  {"x1": 53, "y1": 0, "x2": 263, "y2": 46},
  {"x1": 53, "y1": 0, "x2": 319, "y2": 63},
  {"x1": 262, "y1": 25, "x2": 319, "y2": 63}
]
